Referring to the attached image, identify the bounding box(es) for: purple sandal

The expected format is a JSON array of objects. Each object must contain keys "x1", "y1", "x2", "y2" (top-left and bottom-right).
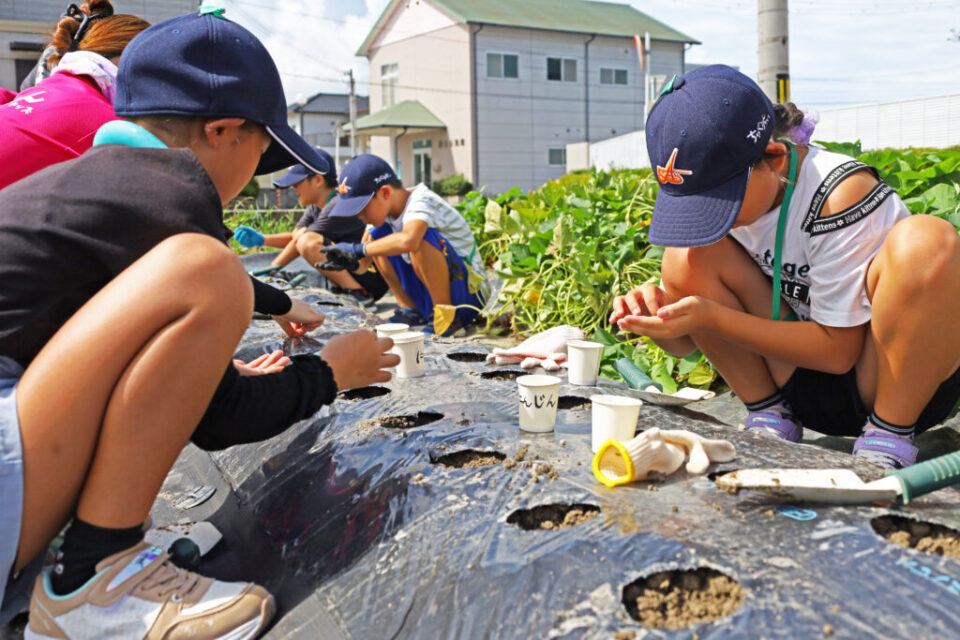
[
  {"x1": 743, "y1": 410, "x2": 803, "y2": 443},
  {"x1": 853, "y1": 429, "x2": 918, "y2": 469}
]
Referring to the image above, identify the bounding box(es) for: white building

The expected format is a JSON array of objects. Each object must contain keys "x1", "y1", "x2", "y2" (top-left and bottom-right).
[
  {"x1": 287, "y1": 92, "x2": 370, "y2": 172},
  {"x1": 0, "y1": 0, "x2": 198, "y2": 92},
  {"x1": 354, "y1": 0, "x2": 697, "y2": 193}
]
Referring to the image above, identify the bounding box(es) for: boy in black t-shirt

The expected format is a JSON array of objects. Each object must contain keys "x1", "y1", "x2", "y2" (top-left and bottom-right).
[{"x1": 0, "y1": 10, "x2": 398, "y2": 638}]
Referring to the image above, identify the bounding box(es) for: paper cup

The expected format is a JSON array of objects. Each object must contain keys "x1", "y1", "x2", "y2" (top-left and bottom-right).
[
  {"x1": 567, "y1": 340, "x2": 605, "y2": 386},
  {"x1": 517, "y1": 374, "x2": 561, "y2": 433},
  {"x1": 392, "y1": 331, "x2": 425, "y2": 378},
  {"x1": 591, "y1": 394, "x2": 643, "y2": 452},
  {"x1": 376, "y1": 323, "x2": 409, "y2": 373}
]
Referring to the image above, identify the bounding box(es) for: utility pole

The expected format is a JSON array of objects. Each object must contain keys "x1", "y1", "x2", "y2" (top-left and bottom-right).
[
  {"x1": 345, "y1": 69, "x2": 358, "y2": 157},
  {"x1": 757, "y1": 0, "x2": 790, "y2": 103}
]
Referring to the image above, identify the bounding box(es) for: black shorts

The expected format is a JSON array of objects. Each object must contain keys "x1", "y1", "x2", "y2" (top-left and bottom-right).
[
  {"x1": 354, "y1": 267, "x2": 389, "y2": 302},
  {"x1": 781, "y1": 365, "x2": 960, "y2": 436}
]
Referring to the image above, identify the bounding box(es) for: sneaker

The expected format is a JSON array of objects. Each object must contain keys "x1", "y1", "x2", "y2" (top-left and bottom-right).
[
  {"x1": 386, "y1": 307, "x2": 427, "y2": 327},
  {"x1": 743, "y1": 409, "x2": 803, "y2": 442},
  {"x1": 25, "y1": 542, "x2": 274, "y2": 640},
  {"x1": 853, "y1": 429, "x2": 918, "y2": 469},
  {"x1": 342, "y1": 288, "x2": 376, "y2": 310}
]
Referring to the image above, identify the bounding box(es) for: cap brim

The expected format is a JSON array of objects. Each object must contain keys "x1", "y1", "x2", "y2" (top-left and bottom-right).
[
  {"x1": 328, "y1": 192, "x2": 374, "y2": 218},
  {"x1": 272, "y1": 168, "x2": 306, "y2": 188},
  {"x1": 648, "y1": 167, "x2": 750, "y2": 247},
  {"x1": 256, "y1": 124, "x2": 329, "y2": 176}
]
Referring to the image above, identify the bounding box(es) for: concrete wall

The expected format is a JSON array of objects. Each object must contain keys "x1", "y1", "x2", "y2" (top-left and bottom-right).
[
  {"x1": 566, "y1": 141, "x2": 590, "y2": 172},
  {"x1": 815, "y1": 92, "x2": 960, "y2": 150},
  {"x1": 586, "y1": 129, "x2": 650, "y2": 170}
]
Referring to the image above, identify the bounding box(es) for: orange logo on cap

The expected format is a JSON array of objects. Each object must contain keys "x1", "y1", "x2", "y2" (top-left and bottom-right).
[
  {"x1": 336, "y1": 177, "x2": 351, "y2": 195},
  {"x1": 656, "y1": 148, "x2": 693, "y2": 185}
]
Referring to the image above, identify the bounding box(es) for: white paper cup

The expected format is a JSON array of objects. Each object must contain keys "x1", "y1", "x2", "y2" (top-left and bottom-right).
[
  {"x1": 517, "y1": 374, "x2": 561, "y2": 433},
  {"x1": 591, "y1": 394, "x2": 643, "y2": 452},
  {"x1": 392, "y1": 331, "x2": 425, "y2": 378},
  {"x1": 567, "y1": 340, "x2": 605, "y2": 386},
  {"x1": 376, "y1": 323, "x2": 409, "y2": 372}
]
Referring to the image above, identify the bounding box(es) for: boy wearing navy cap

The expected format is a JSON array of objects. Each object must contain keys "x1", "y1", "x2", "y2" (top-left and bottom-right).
[
  {"x1": 234, "y1": 150, "x2": 388, "y2": 307},
  {"x1": 0, "y1": 8, "x2": 397, "y2": 638},
  {"x1": 611, "y1": 65, "x2": 960, "y2": 470},
  {"x1": 317, "y1": 154, "x2": 490, "y2": 336}
]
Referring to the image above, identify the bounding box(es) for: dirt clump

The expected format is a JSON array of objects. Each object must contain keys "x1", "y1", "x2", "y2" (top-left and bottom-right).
[
  {"x1": 377, "y1": 411, "x2": 444, "y2": 429},
  {"x1": 531, "y1": 461, "x2": 559, "y2": 481},
  {"x1": 434, "y1": 449, "x2": 506, "y2": 469},
  {"x1": 506, "y1": 503, "x2": 600, "y2": 531},
  {"x1": 873, "y1": 515, "x2": 960, "y2": 559},
  {"x1": 622, "y1": 568, "x2": 744, "y2": 629},
  {"x1": 613, "y1": 632, "x2": 636, "y2": 640}
]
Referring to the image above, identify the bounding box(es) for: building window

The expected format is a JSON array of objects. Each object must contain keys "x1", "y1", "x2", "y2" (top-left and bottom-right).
[
  {"x1": 486, "y1": 52, "x2": 518, "y2": 79},
  {"x1": 547, "y1": 57, "x2": 577, "y2": 82},
  {"x1": 548, "y1": 148, "x2": 566, "y2": 166},
  {"x1": 600, "y1": 67, "x2": 628, "y2": 85},
  {"x1": 381, "y1": 62, "x2": 398, "y2": 107}
]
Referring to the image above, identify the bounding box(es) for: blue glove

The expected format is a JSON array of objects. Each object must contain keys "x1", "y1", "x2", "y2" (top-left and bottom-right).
[
  {"x1": 234, "y1": 225, "x2": 264, "y2": 248},
  {"x1": 315, "y1": 242, "x2": 365, "y2": 272}
]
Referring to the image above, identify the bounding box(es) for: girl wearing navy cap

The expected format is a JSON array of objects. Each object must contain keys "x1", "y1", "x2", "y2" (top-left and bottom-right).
[{"x1": 611, "y1": 64, "x2": 960, "y2": 471}]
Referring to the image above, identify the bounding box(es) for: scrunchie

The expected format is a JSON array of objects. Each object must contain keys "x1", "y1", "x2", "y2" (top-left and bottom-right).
[{"x1": 789, "y1": 109, "x2": 820, "y2": 145}]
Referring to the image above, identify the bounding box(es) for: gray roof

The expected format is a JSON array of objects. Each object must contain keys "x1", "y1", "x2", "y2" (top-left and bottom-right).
[{"x1": 290, "y1": 93, "x2": 371, "y2": 115}]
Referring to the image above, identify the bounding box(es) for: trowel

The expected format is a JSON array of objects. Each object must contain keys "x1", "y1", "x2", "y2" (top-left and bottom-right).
[{"x1": 716, "y1": 450, "x2": 960, "y2": 504}]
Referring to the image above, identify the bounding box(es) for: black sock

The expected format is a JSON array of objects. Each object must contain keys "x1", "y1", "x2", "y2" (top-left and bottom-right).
[
  {"x1": 867, "y1": 412, "x2": 915, "y2": 438},
  {"x1": 744, "y1": 391, "x2": 785, "y2": 413},
  {"x1": 50, "y1": 518, "x2": 144, "y2": 596}
]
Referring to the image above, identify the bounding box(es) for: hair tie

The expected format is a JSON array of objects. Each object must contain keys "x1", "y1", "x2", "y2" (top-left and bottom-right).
[
  {"x1": 788, "y1": 109, "x2": 820, "y2": 145},
  {"x1": 61, "y1": 3, "x2": 109, "y2": 53}
]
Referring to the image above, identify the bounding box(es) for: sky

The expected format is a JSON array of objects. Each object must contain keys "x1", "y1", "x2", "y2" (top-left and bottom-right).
[{"x1": 217, "y1": 0, "x2": 960, "y2": 112}]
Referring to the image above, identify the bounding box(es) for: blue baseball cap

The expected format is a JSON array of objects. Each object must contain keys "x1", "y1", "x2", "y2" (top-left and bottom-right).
[
  {"x1": 114, "y1": 8, "x2": 329, "y2": 177},
  {"x1": 645, "y1": 64, "x2": 775, "y2": 247},
  {"x1": 327, "y1": 154, "x2": 398, "y2": 217},
  {"x1": 272, "y1": 147, "x2": 336, "y2": 188}
]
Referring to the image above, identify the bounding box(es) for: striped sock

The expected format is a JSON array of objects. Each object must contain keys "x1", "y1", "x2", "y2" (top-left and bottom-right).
[
  {"x1": 867, "y1": 412, "x2": 915, "y2": 439},
  {"x1": 744, "y1": 391, "x2": 789, "y2": 415}
]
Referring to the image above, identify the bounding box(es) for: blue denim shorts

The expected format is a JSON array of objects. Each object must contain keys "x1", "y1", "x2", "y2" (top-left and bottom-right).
[{"x1": 0, "y1": 355, "x2": 24, "y2": 623}]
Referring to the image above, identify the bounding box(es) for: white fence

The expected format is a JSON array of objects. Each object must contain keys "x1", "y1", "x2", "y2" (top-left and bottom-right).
[{"x1": 568, "y1": 91, "x2": 960, "y2": 173}]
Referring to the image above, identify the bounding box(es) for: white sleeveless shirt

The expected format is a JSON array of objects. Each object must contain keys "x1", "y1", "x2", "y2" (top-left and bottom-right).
[{"x1": 728, "y1": 147, "x2": 909, "y2": 327}]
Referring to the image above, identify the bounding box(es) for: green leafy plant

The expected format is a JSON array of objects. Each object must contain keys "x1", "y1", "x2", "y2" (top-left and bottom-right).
[
  {"x1": 222, "y1": 205, "x2": 299, "y2": 254},
  {"x1": 433, "y1": 173, "x2": 474, "y2": 196}
]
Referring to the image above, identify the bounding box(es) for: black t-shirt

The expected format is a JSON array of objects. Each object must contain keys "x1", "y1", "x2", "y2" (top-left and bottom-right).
[
  {"x1": 295, "y1": 194, "x2": 366, "y2": 243},
  {"x1": 0, "y1": 144, "x2": 336, "y2": 447}
]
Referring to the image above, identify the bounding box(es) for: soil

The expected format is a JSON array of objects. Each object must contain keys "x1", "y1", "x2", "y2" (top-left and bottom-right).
[
  {"x1": 558, "y1": 396, "x2": 591, "y2": 410},
  {"x1": 613, "y1": 632, "x2": 636, "y2": 640},
  {"x1": 502, "y1": 444, "x2": 529, "y2": 470},
  {"x1": 338, "y1": 386, "x2": 391, "y2": 401},
  {"x1": 506, "y1": 503, "x2": 600, "y2": 531},
  {"x1": 447, "y1": 352, "x2": 488, "y2": 363},
  {"x1": 434, "y1": 449, "x2": 507, "y2": 469},
  {"x1": 622, "y1": 568, "x2": 744, "y2": 629},
  {"x1": 531, "y1": 461, "x2": 559, "y2": 480},
  {"x1": 358, "y1": 411, "x2": 444, "y2": 430},
  {"x1": 872, "y1": 515, "x2": 960, "y2": 559},
  {"x1": 480, "y1": 370, "x2": 524, "y2": 381}
]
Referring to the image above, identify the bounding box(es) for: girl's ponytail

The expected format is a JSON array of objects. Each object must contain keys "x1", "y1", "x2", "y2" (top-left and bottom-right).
[
  {"x1": 773, "y1": 102, "x2": 819, "y2": 146},
  {"x1": 46, "y1": 1, "x2": 149, "y2": 70}
]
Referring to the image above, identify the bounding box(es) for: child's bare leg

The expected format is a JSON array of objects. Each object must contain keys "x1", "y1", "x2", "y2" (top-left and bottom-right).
[
  {"x1": 15, "y1": 234, "x2": 252, "y2": 570},
  {"x1": 408, "y1": 242, "x2": 452, "y2": 307},
  {"x1": 862, "y1": 215, "x2": 960, "y2": 424},
  {"x1": 269, "y1": 227, "x2": 306, "y2": 268},
  {"x1": 373, "y1": 254, "x2": 417, "y2": 309},
  {"x1": 662, "y1": 237, "x2": 794, "y2": 403}
]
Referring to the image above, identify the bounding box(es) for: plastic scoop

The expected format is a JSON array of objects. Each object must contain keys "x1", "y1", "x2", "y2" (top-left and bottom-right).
[
  {"x1": 615, "y1": 358, "x2": 662, "y2": 392},
  {"x1": 251, "y1": 265, "x2": 280, "y2": 277},
  {"x1": 715, "y1": 450, "x2": 960, "y2": 504}
]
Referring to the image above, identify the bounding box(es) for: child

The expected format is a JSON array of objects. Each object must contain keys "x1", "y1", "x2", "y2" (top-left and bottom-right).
[
  {"x1": 233, "y1": 149, "x2": 388, "y2": 307},
  {"x1": 0, "y1": 9, "x2": 397, "y2": 638},
  {"x1": 0, "y1": 0, "x2": 150, "y2": 189},
  {"x1": 317, "y1": 154, "x2": 490, "y2": 336},
  {"x1": 610, "y1": 65, "x2": 960, "y2": 469}
]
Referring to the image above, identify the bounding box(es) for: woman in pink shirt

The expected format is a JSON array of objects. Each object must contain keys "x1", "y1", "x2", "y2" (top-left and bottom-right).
[{"x1": 0, "y1": 1, "x2": 149, "y2": 189}]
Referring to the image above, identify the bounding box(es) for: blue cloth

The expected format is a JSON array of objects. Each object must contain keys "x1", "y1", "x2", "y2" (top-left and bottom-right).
[
  {"x1": 0, "y1": 355, "x2": 26, "y2": 624},
  {"x1": 368, "y1": 225, "x2": 482, "y2": 326}
]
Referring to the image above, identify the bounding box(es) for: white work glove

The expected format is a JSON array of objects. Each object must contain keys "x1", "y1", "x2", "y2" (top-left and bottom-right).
[
  {"x1": 486, "y1": 325, "x2": 585, "y2": 372},
  {"x1": 659, "y1": 429, "x2": 737, "y2": 474}
]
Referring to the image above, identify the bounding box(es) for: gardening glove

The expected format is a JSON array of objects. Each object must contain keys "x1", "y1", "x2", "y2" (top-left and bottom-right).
[
  {"x1": 593, "y1": 428, "x2": 686, "y2": 487},
  {"x1": 315, "y1": 243, "x2": 364, "y2": 272},
  {"x1": 658, "y1": 429, "x2": 737, "y2": 474},
  {"x1": 486, "y1": 325, "x2": 584, "y2": 372},
  {"x1": 233, "y1": 225, "x2": 264, "y2": 248}
]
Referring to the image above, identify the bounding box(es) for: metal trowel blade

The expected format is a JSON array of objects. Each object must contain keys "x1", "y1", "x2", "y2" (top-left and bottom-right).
[{"x1": 716, "y1": 468, "x2": 901, "y2": 504}]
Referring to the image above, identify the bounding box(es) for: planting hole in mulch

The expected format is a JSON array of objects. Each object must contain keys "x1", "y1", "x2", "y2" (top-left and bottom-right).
[
  {"x1": 558, "y1": 396, "x2": 591, "y2": 410},
  {"x1": 433, "y1": 449, "x2": 506, "y2": 469},
  {"x1": 506, "y1": 503, "x2": 600, "y2": 531},
  {"x1": 481, "y1": 370, "x2": 524, "y2": 381},
  {"x1": 622, "y1": 568, "x2": 744, "y2": 630},
  {"x1": 378, "y1": 411, "x2": 444, "y2": 429},
  {"x1": 447, "y1": 352, "x2": 487, "y2": 363},
  {"x1": 338, "y1": 386, "x2": 391, "y2": 401},
  {"x1": 872, "y1": 515, "x2": 960, "y2": 560}
]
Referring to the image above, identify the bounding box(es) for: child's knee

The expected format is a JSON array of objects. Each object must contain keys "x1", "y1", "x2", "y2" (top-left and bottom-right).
[
  {"x1": 661, "y1": 246, "x2": 699, "y2": 294},
  {"x1": 882, "y1": 216, "x2": 960, "y2": 283}
]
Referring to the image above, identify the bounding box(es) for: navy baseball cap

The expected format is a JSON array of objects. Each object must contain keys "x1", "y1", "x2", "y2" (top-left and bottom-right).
[
  {"x1": 114, "y1": 8, "x2": 329, "y2": 177},
  {"x1": 327, "y1": 154, "x2": 398, "y2": 217},
  {"x1": 646, "y1": 64, "x2": 775, "y2": 247},
  {"x1": 272, "y1": 147, "x2": 336, "y2": 188}
]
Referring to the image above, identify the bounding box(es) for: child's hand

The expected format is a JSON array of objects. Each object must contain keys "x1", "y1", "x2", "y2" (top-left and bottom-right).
[
  {"x1": 273, "y1": 298, "x2": 325, "y2": 336},
  {"x1": 320, "y1": 330, "x2": 400, "y2": 390},
  {"x1": 617, "y1": 295, "x2": 714, "y2": 339},
  {"x1": 233, "y1": 349, "x2": 291, "y2": 376},
  {"x1": 610, "y1": 284, "x2": 672, "y2": 326}
]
